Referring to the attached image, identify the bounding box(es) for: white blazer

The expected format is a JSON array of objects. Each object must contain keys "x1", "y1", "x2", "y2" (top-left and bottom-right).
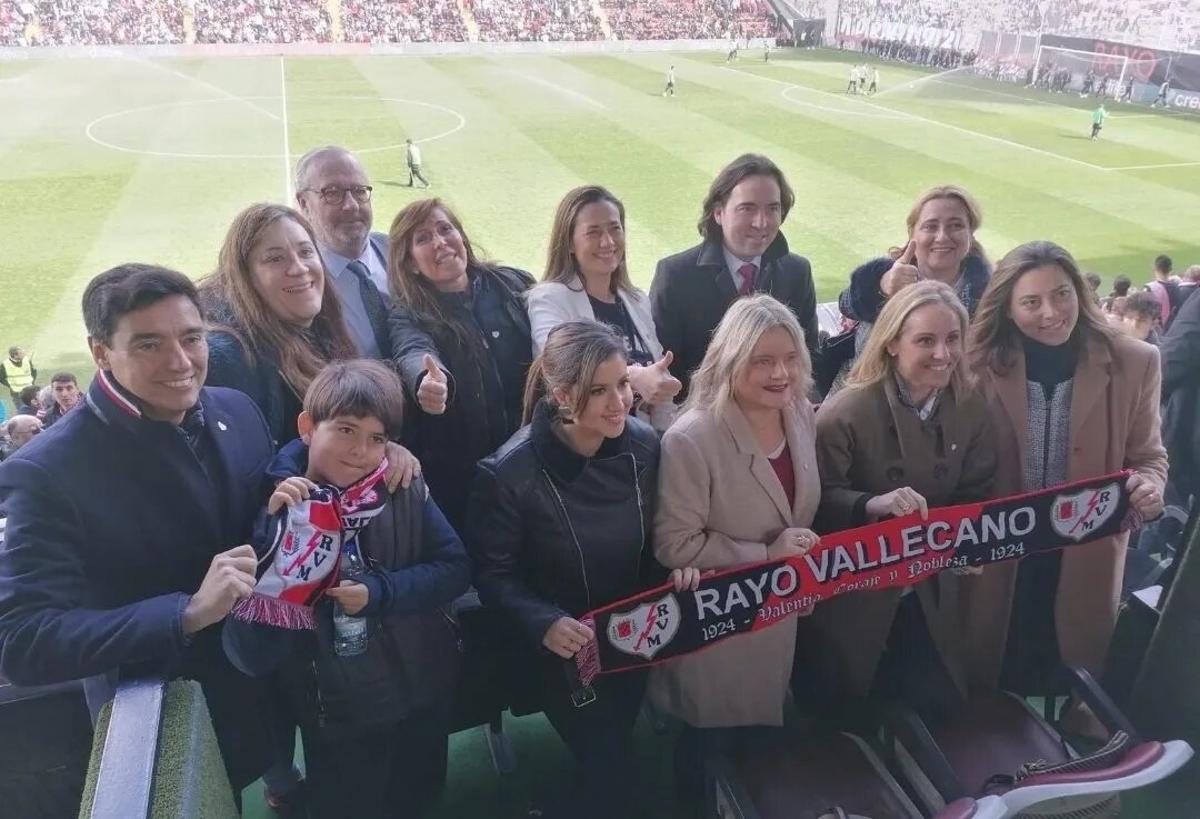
[{"x1": 525, "y1": 276, "x2": 676, "y2": 430}]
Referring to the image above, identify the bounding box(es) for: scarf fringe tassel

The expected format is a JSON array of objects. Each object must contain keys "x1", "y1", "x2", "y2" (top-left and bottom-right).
[{"x1": 231, "y1": 593, "x2": 316, "y2": 630}]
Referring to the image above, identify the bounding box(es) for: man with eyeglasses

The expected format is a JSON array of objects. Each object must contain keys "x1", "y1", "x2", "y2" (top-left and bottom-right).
[{"x1": 294, "y1": 145, "x2": 395, "y2": 362}]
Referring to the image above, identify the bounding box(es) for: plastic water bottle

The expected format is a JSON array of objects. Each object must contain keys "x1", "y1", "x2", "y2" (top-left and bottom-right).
[{"x1": 332, "y1": 544, "x2": 369, "y2": 657}]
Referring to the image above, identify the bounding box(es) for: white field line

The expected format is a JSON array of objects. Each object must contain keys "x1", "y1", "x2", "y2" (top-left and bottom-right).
[
  {"x1": 505, "y1": 69, "x2": 606, "y2": 110},
  {"x1": 280, "y1": 57, "x2": 292, "y2": 200},
  {"x1": 1105, "y1": 161, "x2": 1200, "y2": 171},
  {"x1": 723, "y1": 66, "x2": 1110, "y2": 172},
  {"x1": 925, "y1": 77, "x2": 1087, "y2": 113},
  {"x1": 129, "y1": 55, "x2": 281, "y2": 122},
  {"x1": 873, "y1": 66, "x2": 964, "y2": 97}
]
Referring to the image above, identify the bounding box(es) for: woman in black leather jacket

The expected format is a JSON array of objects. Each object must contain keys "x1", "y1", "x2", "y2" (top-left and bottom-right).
[{"x1": 466, "y1": 320, "x2": 697, "y2": 819}]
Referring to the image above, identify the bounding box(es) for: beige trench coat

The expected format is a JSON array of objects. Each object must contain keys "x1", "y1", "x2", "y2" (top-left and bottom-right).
[
  {"x1": 648, "y1": 400, "x2": 820, "y2": 727},
  {"x1": 964, "y1": 333, "x2": 1168, "y2": 688}
]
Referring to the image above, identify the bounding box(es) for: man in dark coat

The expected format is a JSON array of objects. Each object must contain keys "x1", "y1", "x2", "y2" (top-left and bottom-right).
[
  {"x1": 1160, "y1": 289, "x2": 1200, "y2": 502},
  {"x1": 650, "y1": 153, "x2": 819, "y2": 395},
  {"x1": 0, "y1": 264, "x2": 274, "y2": 792}
]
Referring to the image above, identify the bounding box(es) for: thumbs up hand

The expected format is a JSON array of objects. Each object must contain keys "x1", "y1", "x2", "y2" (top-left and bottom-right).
[
  {"x1": 416, "y1": 354, "x2": 448, "y2": 415},
  {"x1": 880, "y1": 240, "x2": 921, "y2": 298},
  {"x1": 630, "y1": 350, "x2": 683, "y2": 406}
]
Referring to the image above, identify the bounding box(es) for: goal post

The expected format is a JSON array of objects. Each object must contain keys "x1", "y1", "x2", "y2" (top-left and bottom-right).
[{"x1": 1031, "y1": 44, "x2": 1141, "y2": 94}]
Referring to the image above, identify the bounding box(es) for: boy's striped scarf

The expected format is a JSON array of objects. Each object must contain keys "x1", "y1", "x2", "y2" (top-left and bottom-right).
[{"x1": 231, "y1": 459, "x2": 390, "y2": 630}]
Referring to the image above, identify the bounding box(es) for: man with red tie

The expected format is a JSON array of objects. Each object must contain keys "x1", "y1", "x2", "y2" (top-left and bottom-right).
[{"x1": 649, "y1": 153, "x2": 819, "y2": 396}]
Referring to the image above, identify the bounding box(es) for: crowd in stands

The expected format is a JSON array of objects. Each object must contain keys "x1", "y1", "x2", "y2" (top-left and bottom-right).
[
  {"x1": 838, "y1": 0, "x2": 1199, "y2": 52},
  {"x1": 602, "y1": 0, "x2": 774, "y2": 41},
  {"x1": 342, "y1": 0, "x2": 466, "y2": 43},
  {"x1": 470, "y1": 0, "x2": 603, "y2": 42},
  {"x1": 4, "y1": 0, "x2": 184, "y2": 46},
  {"x1": 0, "y1": 0, "x2": 778, "y2": 46},
  {"x1": 194, "y1": 0, "x2": 331, "y2": 44},
  {"x1": 856, "y1": 35, "x2": 978, "y2": 69}
]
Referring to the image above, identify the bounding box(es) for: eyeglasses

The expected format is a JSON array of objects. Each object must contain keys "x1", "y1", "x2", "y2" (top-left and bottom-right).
[{"x1": 303, "y1": 185, "x2": 373, "y2": 205}]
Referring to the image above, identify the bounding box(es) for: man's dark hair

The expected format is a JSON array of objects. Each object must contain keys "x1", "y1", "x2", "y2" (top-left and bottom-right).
[
  {"x1": 1124, "y1": 291, "x2": 1162, "y2": 323},
  {"x1": 698, "y1": 153, "x2": 795, "y2": 242},
  {"x1": 1083, "y1": 271, "x2": 1102, "y2": 292},
  {"x1": 82, "y1": 264, "x2": 203, "y2": 346},
  {"x1": 1111, "y1": 275, "x2": 1132, "y2": 297},
  {"x1": 304, "y1": 359, "x2": 405, "y2": 440},
  {"x1": 50, "y1": 372, "x2": 77, "y2": 386},
  {"x1": 17, "y1": 385, "x2": 39, "y2": 406},
  {"x1": 1155, "y1": 254, "x2": 1173, "y2": 275}
]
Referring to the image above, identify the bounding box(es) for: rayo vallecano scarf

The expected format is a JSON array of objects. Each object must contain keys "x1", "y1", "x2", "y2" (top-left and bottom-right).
[
  {"x1": 232, "y1": 458, "x2": 390, "y2": 630},
  {"x1": 575, "y1": 471, "x2": 1137, "y2": 686}
]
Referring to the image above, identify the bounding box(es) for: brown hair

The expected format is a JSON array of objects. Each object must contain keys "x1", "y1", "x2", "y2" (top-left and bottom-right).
[
  {"x1": 304, "y1": 358, "x2": 405, "y2": 439},
  {"x1": 890, "y1": 185, "x2": 988, "y2": 267},
  {"x1": 1123, "y1": 291, "x2": 1162, "y2": 324},
  {"x1": 543, "y1": 185, "x2": 634, "y2": 296},
  {"x1": 200, "y1": 203, "x2": 356, "y2": 397},
  {"x1": 388, "y1": 198, "x2": 483, "y2": 350},
  {"x1": 521, "y1": 321, "x2": 627, "y2": 424},
  {"x1": 698, "y1": 154, "x2": 795, "y2": 242},
  {"x1": 968, "y1": 240, "x2": 1117, "y2": 376}
]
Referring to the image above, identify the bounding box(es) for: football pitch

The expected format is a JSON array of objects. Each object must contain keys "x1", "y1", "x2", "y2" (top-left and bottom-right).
[{"x1": 3, "y1": 47, "x2": 1200, "y2": 382}]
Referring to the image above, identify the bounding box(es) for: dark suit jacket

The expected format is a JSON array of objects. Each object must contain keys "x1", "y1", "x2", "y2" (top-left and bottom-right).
[
  {"x1": 0, "y1": 373, "x2": 275, "y2": 788},
  {"x1": 650, "y1": 234, "x2": 819, "y2": 394},
  {"x1": 1160, "y1": 290, "x2": 1200, "y2": 497}
]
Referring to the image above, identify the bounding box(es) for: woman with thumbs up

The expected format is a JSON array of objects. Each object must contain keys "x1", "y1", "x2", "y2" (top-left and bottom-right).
[
  {"x1": 821, "y1": 186, "x2": 991, "y2": 395},
  {"x1": 839, "y1": 185, "x2": 990, "y2": 326},
  {"x1": 528, "y1": 185, "x2": 681, "y2": 431},
  {"x1": 387, "y1": 199, "x2": 535, "y2": 531}
]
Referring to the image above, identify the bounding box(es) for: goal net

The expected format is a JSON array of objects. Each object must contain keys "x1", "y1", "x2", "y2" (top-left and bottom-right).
[{"x1": 1031, "y1": 46, "x2": 1160, "y2": 98}]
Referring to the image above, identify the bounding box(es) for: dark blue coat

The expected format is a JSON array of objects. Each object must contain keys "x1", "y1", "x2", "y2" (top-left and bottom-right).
[
  {"x1": 0, "y1": 372, "x2": 276, "y2": 788},
  {"x1": 837, "y1": 254, "x2": 991, "y2": 323}
]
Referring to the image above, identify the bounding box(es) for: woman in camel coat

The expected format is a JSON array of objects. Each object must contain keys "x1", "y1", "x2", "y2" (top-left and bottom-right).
[
  {"x1": 650, "y1": 294, "x2": 821, "y2": 796},
  {"x1": 965, "y1": 241, "x2": 1167, "y2": 696}
]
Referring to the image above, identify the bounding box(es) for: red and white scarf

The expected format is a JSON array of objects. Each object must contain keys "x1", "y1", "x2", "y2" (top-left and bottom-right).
[{"x1": 232, "y1": 458, "x2": 390, "y2": 630}]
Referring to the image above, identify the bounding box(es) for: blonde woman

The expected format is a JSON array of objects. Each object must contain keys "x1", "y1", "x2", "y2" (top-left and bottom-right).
[
  {"x1": 965, "y1": 241, "x2": 1166, "y2": 710},
  {"x1": 650, "y1": 294, "x2": 820, "y2": 796},
  {"x1": 839, "y1": 185, "x2": 991, "y2": 325},
  {"x1": 812, "y1": 280, "x2": 996, "y2": 730},
  {"x1": 821, "y1": 184, "x2": 991, "y2": 395}
]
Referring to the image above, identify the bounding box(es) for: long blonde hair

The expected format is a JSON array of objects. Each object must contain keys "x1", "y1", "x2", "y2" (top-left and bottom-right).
[
  {"x1": 847, "y1": 280, "x2": 973, "y2": 395},
  {"x1": 968, "y1": 240, "x2": 1117, "y2": 376},
  {"x1": 685, "y1": 294, "x2": 812, "y2": 414},
  {"x1": 200, "y1": 203, "x2": 356, "y2": 396}
]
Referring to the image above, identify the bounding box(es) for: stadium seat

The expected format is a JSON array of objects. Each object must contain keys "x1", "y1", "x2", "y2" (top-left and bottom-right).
[
  {"x1": 706, "y1": 727, "x2": 1008, "y2": 819},
  {"x1": 886, "y1": 668, "x2": 1194, "y2": 819}
]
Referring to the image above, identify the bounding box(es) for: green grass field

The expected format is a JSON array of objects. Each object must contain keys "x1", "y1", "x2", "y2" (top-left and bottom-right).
[{"x1": 3, "y1": 47, "x2": 1200, "y2": 387}]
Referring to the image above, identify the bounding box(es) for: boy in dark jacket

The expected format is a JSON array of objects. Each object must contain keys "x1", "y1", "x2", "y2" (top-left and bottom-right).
[{"x1": 226, "y1": 359, "x2": 469, "y2": 819}]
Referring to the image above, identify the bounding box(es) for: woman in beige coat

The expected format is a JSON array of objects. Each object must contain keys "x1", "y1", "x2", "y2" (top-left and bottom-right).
[
  {"x1": 813, "y1": 281, "x2": 996, "y2": 730},
  {"x1": 965, "y1": 241, "x2": 1167, "y2": 703},
  {"x1": 650, "y1": 294, "x2": 821, "y2": 796}
]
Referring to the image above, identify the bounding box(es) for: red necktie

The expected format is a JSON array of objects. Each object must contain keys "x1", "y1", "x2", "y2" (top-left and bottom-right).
[{"x1": 738, "y1": 262, "x2": 757, "y2": 296}]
